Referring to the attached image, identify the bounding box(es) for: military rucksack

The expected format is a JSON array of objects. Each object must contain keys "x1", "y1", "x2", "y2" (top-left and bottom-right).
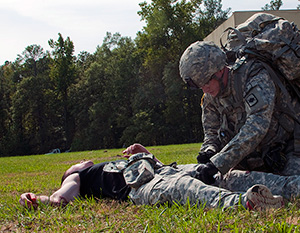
[
  {"x1": 220, "y1": 12, "x2": 300, "y2": 156},
  {"x1": 221, "y1": 12, "x2": 300, "y2": 97}
]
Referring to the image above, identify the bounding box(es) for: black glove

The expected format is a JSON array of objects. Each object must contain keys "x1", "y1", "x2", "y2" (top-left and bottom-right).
[
  {"x1": 197, "y1": 150, "x2": 215, "y2": 164},
  {"x1": 195, "y1": 162, "x2": 219, "y2": 185},
  {"x1": 263, "y1": 144, "x2": 287, "y2": 173}
]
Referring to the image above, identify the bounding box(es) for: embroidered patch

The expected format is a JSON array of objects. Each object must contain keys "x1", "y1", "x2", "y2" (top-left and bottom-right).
[{"x1": 246, "y1": 93, "x2": 258, "y2": 107}]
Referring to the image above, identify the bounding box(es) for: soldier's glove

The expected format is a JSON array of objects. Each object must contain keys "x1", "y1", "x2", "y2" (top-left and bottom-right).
[
  {"x1": 195, "y1": 162, "x2": 218, "y2": 185},
  {"x1": 197, "y1": 150, "x2": 215, "y2": 164},
  {"x1": 264, "y1": 144, "x2": 287, "y2": 173}
]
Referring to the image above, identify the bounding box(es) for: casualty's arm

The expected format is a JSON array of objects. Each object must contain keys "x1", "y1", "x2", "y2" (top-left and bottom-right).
[
  {"x1": 19, "y1": 193, "x2": 48, "y2": 209},
  {"x1": 20, "y1": 173, "x2": 81, "y2": 209},
  {"x1": 123, "y1": 143, "x2": 163, "y2": 165},
  {"x1": 122, "y1": 143, "x2": 151, "y2": 156}
]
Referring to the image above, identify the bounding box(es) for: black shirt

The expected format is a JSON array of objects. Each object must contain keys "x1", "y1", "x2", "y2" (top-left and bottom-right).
[{"x1": 78, "y1": 162, "x2": 130, "y2": 201}]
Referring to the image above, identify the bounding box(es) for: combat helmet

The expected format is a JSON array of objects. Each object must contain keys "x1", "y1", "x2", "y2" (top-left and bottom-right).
[{"x1": 179, "y1": 41, "x2": 226, "y2": 88}]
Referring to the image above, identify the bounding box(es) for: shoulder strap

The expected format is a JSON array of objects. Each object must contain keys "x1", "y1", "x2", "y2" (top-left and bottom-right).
[
  {"x1": 259, "y1": 62, "x2": 299, "y2": 122},
  {"x1": 232, "y1": 58, "x2": 300, "y2": 155},
  {"x1": 220, "y1": 27, "x2": 247, "y2": 51},
  {"x1": 259, "y1": 62, "x2": 300, "y2": 155}
]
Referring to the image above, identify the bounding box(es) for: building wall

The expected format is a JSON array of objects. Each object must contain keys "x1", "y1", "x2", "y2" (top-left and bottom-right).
[{"x1": 204, "y1": 10, "x2": 300, "y2": 46}]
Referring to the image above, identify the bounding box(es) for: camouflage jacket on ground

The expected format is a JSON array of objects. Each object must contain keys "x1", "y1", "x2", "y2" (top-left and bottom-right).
[{"x1": 103, "y1": 153, "x2": 160, "y2": 189}]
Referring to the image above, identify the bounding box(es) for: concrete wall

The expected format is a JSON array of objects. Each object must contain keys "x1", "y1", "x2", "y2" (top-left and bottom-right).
[{"x1": 204, "y1": 10, "x2": 300, "y2": 46}]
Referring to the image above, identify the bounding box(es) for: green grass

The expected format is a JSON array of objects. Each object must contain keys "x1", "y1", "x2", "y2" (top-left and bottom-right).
[{"x1": 1, "y1": 143, "x2": 300, "y2": 232}]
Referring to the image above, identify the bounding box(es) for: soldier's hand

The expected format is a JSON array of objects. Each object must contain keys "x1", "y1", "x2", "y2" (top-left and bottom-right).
[
  {"x1": 195, "y1": 162, "x2": 218, "y2": 185},
  {"x1": 197, "y1": 150, "x2": 215, "y2": 164}
]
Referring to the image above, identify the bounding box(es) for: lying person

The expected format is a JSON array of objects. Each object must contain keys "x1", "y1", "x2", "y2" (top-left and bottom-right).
[
  {"x1": 19, "y1": 159, "x2": 131, "y2": 208},
  {"x1": 19, "y1": 144, "x2": 283, "y2": 211}
]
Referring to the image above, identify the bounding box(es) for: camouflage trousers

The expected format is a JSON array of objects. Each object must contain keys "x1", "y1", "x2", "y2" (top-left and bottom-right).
[
  {"x1": 214, "y1": 154, "x2": 300, "y2": 200},
  {"x1": 129, "y1": 164, "x2": 248, "y2": 209}
]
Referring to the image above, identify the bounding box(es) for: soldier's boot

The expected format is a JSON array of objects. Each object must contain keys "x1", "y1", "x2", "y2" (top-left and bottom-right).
[{"x1": 245, "y1": 184, "x2": 284, "y2": 211}]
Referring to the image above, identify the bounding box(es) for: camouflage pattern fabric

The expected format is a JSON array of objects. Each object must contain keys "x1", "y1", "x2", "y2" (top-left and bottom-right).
[
  {"x1": 103, "y1": 160, "x2": 128, "y2": 173},
  {"x1": 123, "y1": 159, "x2": 155, "y2": 189},
  {"x1": 179, "y1": 41, "x2": 226, "y2": 87},
  {"x1": 210, "y1": 153, "x2": 300, "y2": 200},
  {"x1": 103, "y1": 153, "x2": 159, "y2": 189},
  {"x1": 201, "y1": 58, "x2": 299, "y2": 175},
  {"x1": 224, "y1": 12, "x2": 300, "y2": 81},
  {"x1": 129, "y1": 164, "x2": 248, "y2": 209},
  {"x1": 127, "y1": 153, "x2": 156, "y2": 166},
  {"x1": 215, "y1": 168, "x2": 300, "y2": 200}
]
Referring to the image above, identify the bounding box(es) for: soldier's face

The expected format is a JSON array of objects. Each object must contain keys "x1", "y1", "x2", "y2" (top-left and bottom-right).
[{"x1": 201, "y1": 78, "x2": 220, "y2": 97}]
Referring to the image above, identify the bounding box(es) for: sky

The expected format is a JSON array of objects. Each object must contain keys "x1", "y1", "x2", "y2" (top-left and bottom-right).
[{"x1": 0, "y1": 0, "x2": 298, "y2": 65}]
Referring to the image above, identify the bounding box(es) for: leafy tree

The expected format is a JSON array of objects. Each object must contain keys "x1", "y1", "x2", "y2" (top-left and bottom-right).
[
  {"x1": 0, "y1": 0, "x2": 233, "y2": 156},
  {"x1": 101, "y1": 33, "x2": 141, "y2": 147},
  {"x1": 10, "y1": 73, "x2": 56, "y2": 155},
  {"x1": 49, "y1": 33, "x2": 77, "y2": 150},
  {"x1": 76, "y1": 51, "x2": 95, "y2": 76},
  {"x1": 199, "y1": 0, "x2": 230, "y2": 36},
  {"x1": 0, "y1": 46, "x2": 54, "y2": 156},
  {"x1": 0, "y1": 63, "x2": 15, "y2": 155},
  {"x1": 71, "y1": 33, "x2": 141, "y2": 150},
  {"x1": 137, "y1": 0, "x2": 229, "y2": 66},
  {"x1": 262, "y1": 0, "x2": 283, "y2": 10},
  {"x1": 127, "y1": 0, "x2": 229, "y2": 146},
  {"x1": 17, "y1": 44, "x2": 45, "y2": 77},
  {"x1": 161, "y1": 62, "x2": 203, "y2": 144},
  {"x1": 70, "y1": 61, "x2": 107, "y2": 150}
]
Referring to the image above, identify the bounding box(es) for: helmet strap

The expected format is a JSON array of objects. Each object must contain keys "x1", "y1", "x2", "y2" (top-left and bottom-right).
[{"x1": 214, "y1": 67, "x2": 227, "y2": 96}]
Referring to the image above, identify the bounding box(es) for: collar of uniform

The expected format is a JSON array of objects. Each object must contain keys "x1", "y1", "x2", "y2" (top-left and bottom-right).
[{"x1": 217, "y1": 69, "x2": 232, "y2": 98}]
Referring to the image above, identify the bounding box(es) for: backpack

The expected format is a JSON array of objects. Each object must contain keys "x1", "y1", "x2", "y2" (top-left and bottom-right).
[
  {"x1": 220, "y1": 12, "x2": 300, "y2": 156},
  {"x1": 221, "y1": 13, "x2": 300, "y2": 96}
]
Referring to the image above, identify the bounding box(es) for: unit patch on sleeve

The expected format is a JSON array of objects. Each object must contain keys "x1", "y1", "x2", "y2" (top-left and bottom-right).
[{"x1": 246, "y1": 93, "x2": 258, "y2": 107}]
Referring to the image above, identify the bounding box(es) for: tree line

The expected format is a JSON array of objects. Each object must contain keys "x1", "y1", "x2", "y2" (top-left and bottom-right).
[{"x1": 0, "y1": 0, "x2": 229, "y2": 156}]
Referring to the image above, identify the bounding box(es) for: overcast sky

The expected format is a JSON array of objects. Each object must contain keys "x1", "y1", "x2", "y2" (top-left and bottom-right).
[{"x1": 0, "y1": 0, "x2": 298, "y2": 65}]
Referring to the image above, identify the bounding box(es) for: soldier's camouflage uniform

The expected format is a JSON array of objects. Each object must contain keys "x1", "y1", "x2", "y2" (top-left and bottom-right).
[
  {"x1": 129, "y1": 163, "x2": 249, "y2": 209},
  {"x1": 104, "y1": 155, "x2": 249, "y2": 209},
  {"x1": 201, "y1": 58, "x2": 300, "y2": 176},
  {"x1": 212, "y1": 168, "x2": 300, "y2": 200},
  {"x1": 105, "y1": 154, "x2": 297, "y2": 206}
]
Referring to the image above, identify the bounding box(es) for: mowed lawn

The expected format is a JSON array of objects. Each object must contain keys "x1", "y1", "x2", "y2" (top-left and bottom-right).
[{"x1": 1, "y1": 143, "x2": 300, "y2": 232}]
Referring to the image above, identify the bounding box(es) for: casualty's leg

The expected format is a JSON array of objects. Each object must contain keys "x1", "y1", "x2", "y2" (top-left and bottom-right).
[
  {"x1": 245, "y1": 184, "x2": 283, "y2": 210},
  {"x1": 130, "y1": 167, "x2": 283, "y2": 210},
  {"x1": 217, "y1": 169, "x2": 300, "y2": 200},
  {"x1": 281, "y1": 154, "x2": 300, "y2": 176}
]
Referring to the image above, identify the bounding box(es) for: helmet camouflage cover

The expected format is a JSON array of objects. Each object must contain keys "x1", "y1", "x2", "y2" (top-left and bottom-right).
[{"x1": 179, "y1": 41, "x2": 226, "y2": 87}]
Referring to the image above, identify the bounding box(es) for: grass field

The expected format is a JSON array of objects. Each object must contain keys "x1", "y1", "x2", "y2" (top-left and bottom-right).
[{"x1": 1, "y1": 143, "x2": 300, "y2": 232}]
